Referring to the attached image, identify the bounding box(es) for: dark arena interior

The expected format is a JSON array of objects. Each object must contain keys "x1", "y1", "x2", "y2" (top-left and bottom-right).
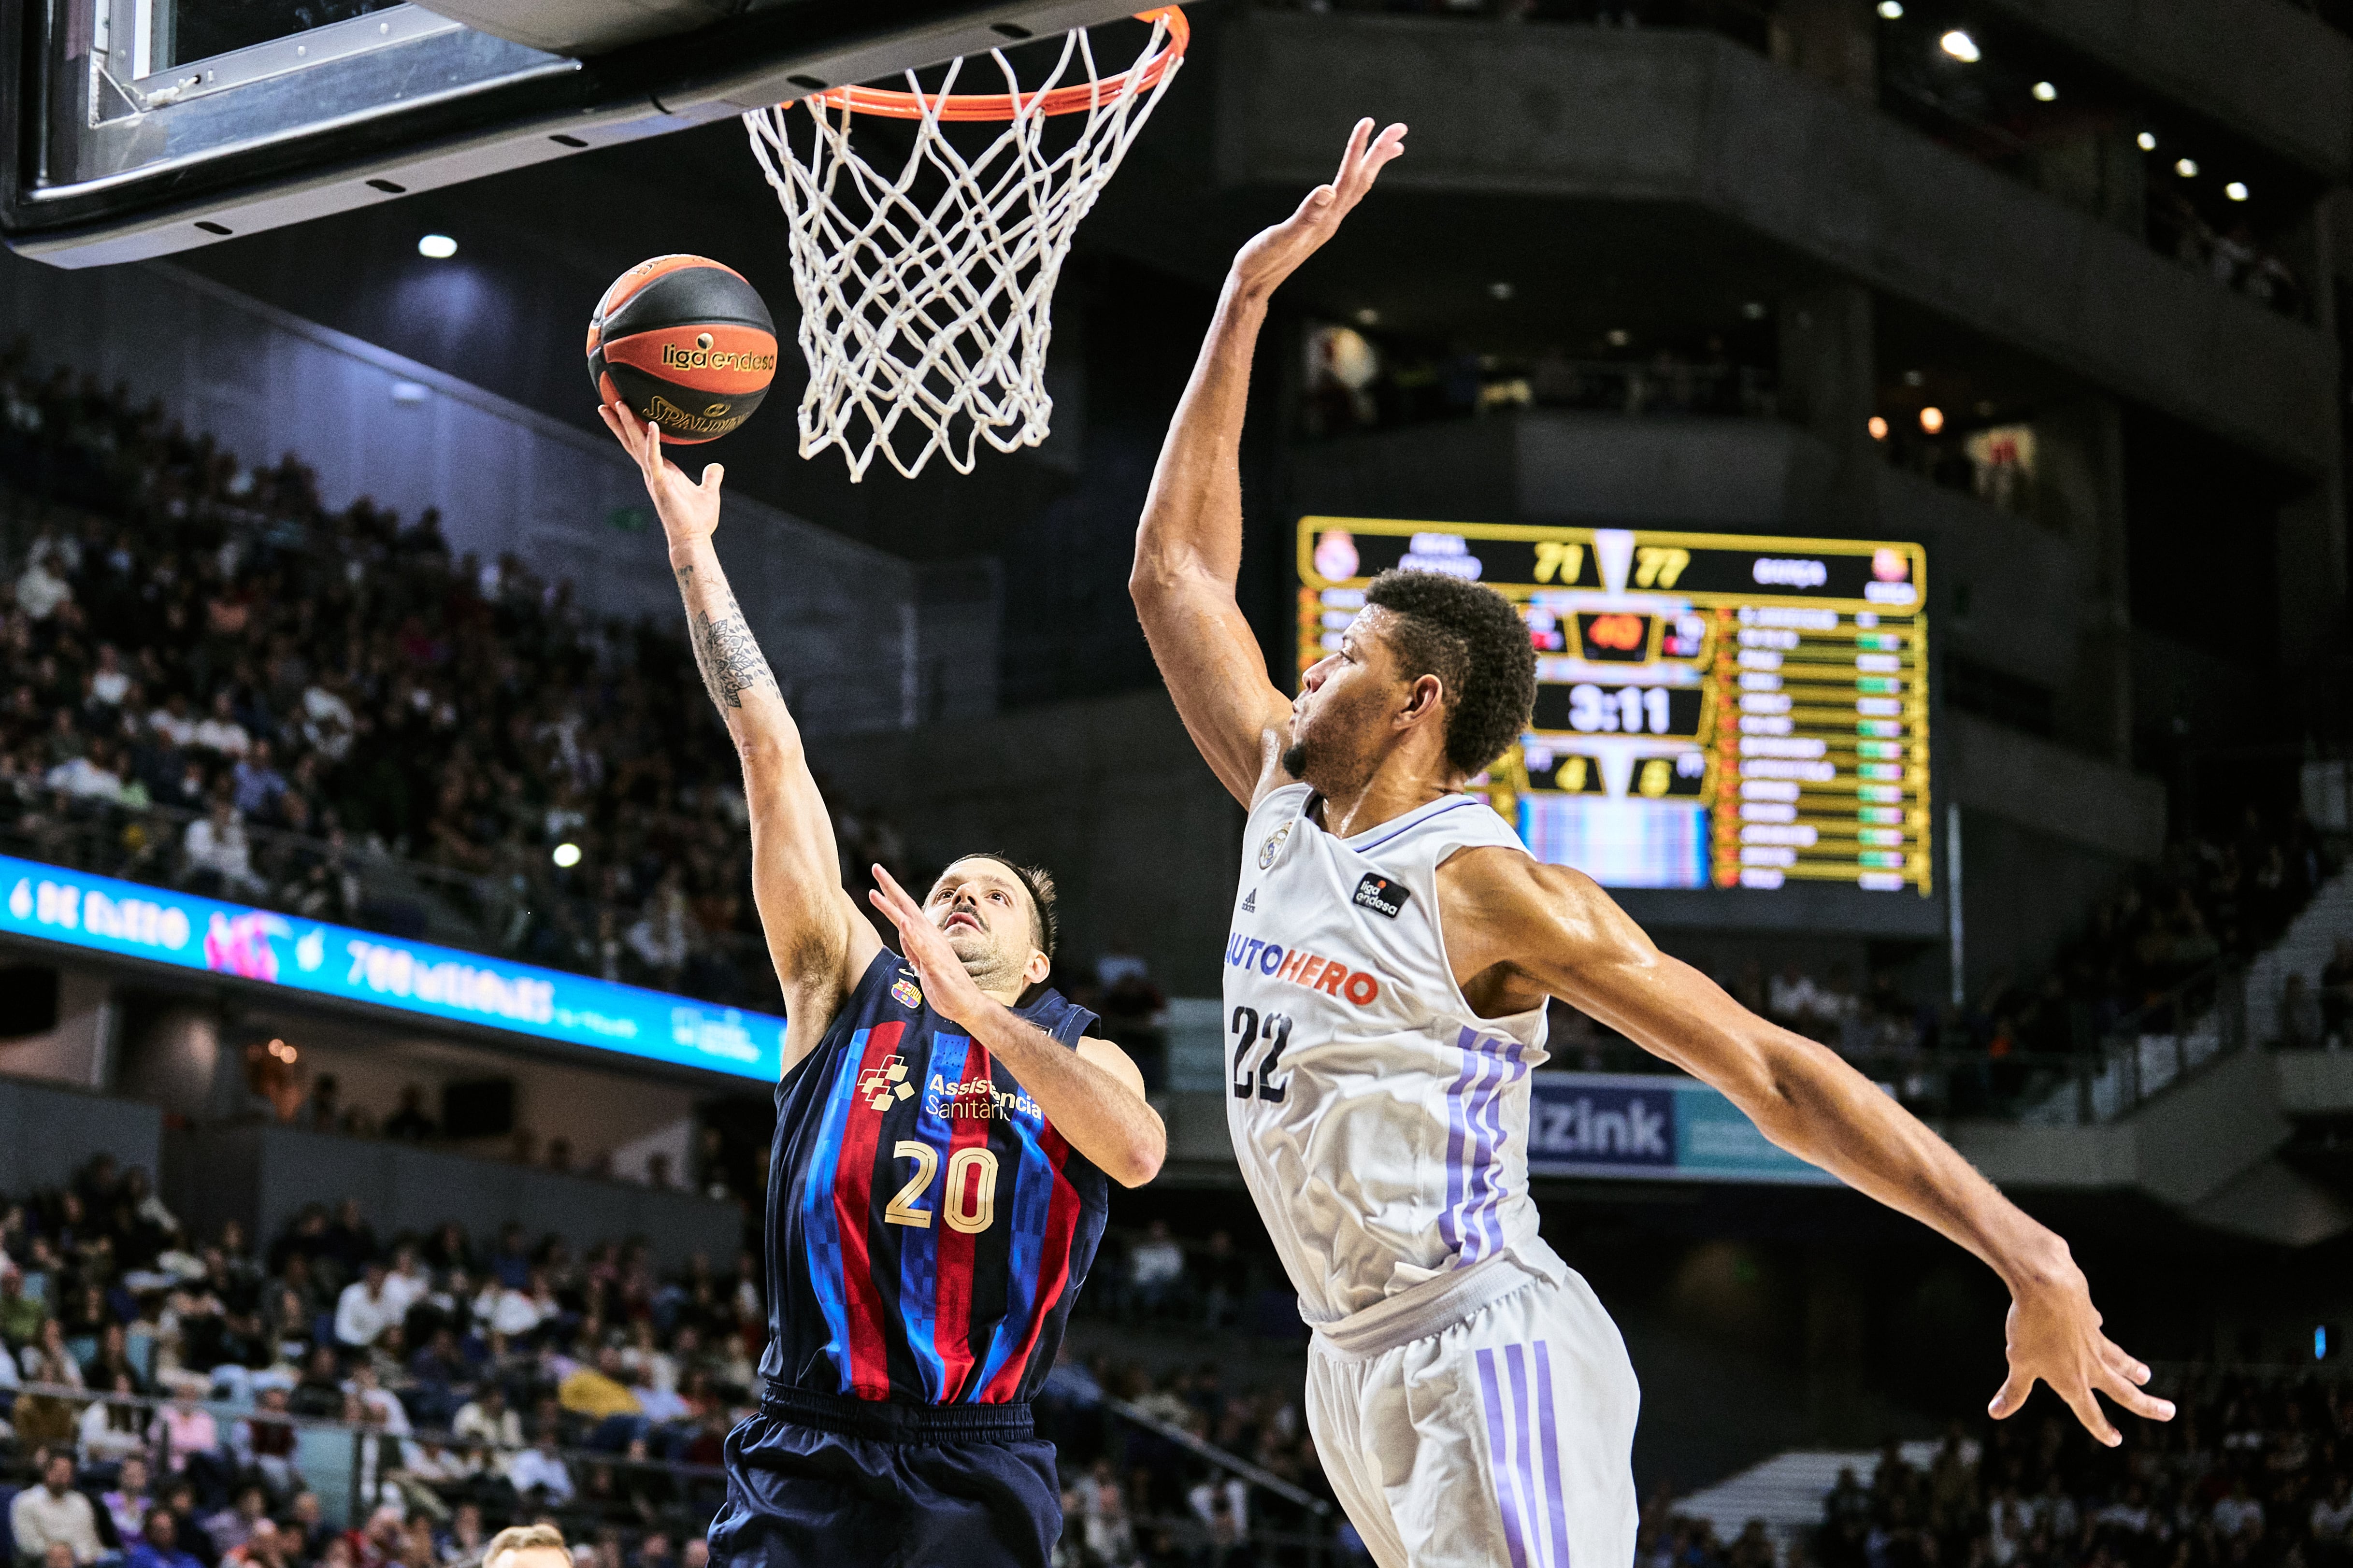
[{"x1": 1, "y1": 1, "x2": 2352, "y2": 1566}]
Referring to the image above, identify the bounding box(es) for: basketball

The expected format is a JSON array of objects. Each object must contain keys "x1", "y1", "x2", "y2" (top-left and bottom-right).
[{"x1": 586, "y1": 254, "x2": 777, "y2": 445}]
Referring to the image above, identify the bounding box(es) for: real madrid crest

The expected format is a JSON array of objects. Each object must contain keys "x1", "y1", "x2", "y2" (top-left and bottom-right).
[
  {"x1": 891, "y1": 976, "x2": 922, "y2": 1010},
  {"x1": 1257, "y1": 820, "x2": 1293, "y2": 871}
]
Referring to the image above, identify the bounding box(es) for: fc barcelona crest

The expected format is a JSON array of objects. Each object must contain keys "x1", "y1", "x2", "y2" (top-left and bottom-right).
[{"x1": 891, "y1": 976, "x2": 922, "y2": 1010}]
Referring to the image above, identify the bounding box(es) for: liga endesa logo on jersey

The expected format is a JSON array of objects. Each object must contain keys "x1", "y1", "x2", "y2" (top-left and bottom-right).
[{"x1": 1224, "y1": 933, "x2": 1381, "y2": 1006}]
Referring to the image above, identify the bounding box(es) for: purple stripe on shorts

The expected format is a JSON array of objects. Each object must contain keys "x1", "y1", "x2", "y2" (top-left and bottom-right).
[
  {"x1": 1535, "y1": 1341, "x2": 1573, "y2": 1568},
  {"x1": 1506, "y1": 1344, "x2": 1547, "y2": 1568},
  {"x1": 1475, "y1": 1347, "x2": 1533, "y2": 1568},
  {"x1": 1439, "y1": 1027, "x2": 1484, "y2": 1254}
]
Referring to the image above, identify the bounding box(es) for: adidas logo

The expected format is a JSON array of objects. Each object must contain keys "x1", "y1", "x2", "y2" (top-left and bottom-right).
[{"x1": 1240, "y1": 889, "x2": 1257, "y2": 913}]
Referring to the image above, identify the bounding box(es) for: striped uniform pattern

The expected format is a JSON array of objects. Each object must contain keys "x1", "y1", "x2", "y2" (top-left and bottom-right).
[
  {"x1": 1440, "y1": 1027, "x2": 1535, "y2": 1266},
  {"x1": 1475, "y1": 1341, "x2": 1577, "y2": 1568},
  {"x1": 1230, "y1": 783, "x2": 1643, "y2": 1568},
  {"x1": 762, "y1": 951, "x2": 1105, "y2": 1405}
]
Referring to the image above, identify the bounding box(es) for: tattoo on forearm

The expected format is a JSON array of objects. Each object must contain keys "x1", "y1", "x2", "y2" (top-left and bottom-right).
[
  {"x1": 675, "y1": 567, "x2": 777, "y2": 711},
  {"x1": 691, "y1": 606, "x2": 777, "y2": 710}
]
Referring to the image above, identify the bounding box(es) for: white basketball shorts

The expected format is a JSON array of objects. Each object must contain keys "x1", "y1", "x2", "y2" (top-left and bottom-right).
[{"x1": 1304, "y1": 1251, "x2": 1641, "y2": 1568}]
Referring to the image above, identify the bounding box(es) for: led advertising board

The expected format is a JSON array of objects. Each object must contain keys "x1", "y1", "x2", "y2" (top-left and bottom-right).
[
  {"x1": 1297, "y1": 519, "x2": 1932, "y2": 897},
  {"x1": 0, "y1": 854, "x2": 783, "y2": 1081},
  {"x1": 1525, "y1": 1073, "x2": 1833, "y2": 1184}
]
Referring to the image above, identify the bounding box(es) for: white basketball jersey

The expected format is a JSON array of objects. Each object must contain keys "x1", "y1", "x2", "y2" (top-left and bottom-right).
[{"x1": 1223, "y1": 783, "x2": 1550, "y2": 1325}]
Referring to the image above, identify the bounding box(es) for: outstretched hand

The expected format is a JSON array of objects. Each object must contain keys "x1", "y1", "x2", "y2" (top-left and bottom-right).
[
  {"x1": 866, "y1": 863, "x2": 991, "y2": 1030},
  {"x1": 1230, "y1": 117, "x2": 1407, "y2": 299},
  {"x1": 598, "y1": 401, "x2": 724, "y2": 554},
  {"x1": 1991, "y1": 1255, "x2": 2174, "y2": 1446}
]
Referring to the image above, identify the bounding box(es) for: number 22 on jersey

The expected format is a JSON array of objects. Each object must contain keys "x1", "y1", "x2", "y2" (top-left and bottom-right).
[{"x1": 1232, "y1": 1007, "x2": 1295, "y2": 1101}]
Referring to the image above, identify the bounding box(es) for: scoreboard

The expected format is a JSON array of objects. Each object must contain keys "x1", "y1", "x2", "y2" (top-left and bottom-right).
[{"x1": 1294, "y1": 519, "x2": 1933, "y2": 896}]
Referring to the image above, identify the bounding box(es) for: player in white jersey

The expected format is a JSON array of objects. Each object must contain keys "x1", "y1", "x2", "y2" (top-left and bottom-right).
[{"x1": 1129, "y1": 120, "x2": 2175, "y2": 1568}]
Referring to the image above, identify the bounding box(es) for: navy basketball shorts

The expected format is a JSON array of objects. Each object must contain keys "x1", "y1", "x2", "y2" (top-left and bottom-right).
[{"x1": 707, "y1": 1387, "x2": 1061, "y2": 1568}]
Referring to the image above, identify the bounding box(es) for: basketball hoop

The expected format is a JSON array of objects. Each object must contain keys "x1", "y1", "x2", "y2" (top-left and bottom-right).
[{"x1": 744, "y1": 9, "x2": 1187, "y2": 482}]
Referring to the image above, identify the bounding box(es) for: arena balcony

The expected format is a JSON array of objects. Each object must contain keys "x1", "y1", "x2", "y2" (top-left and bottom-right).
[{"x1": 1206, "y1": 6, "x2": 2337, "y2": 479}]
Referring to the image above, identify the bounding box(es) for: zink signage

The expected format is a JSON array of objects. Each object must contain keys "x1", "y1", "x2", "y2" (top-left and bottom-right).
[
  {"x1": 0, "y1": 853, "x2": 784, "y2": 1081},
  {"x1": 1526, "y1": 1072, "x2": 1834, "y2": 1184}
]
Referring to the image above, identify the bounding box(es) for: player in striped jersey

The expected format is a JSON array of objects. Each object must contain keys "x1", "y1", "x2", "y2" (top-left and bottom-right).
[{"x1": 599, "y1": 403, "x2": 1165, "y2": 1568}]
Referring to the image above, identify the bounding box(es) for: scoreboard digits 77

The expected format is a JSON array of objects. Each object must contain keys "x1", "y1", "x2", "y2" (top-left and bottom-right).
[{"x1": 1296, "y1": 519, "x2": 1932, "y2": 896}]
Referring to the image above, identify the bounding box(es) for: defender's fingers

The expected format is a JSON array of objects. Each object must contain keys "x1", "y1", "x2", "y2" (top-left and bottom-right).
[
  {"x1": 2094, "y1": 1365, "x2": 2174, "y2": 1423},
  {"x1": 1334, "y1": 119, "x2": 1374, "y2": 196},
  {"x1": 1988, "y1": 1367, "x2": 2032, "y2": 1420},
  {"x1": 2056, "y1": 1378, "x2": 2121, "y2": 1447},
  {"x1": 1334, "y1": 116, "x2": 1373, "y2": 181},
  {"x1": 2097, "y1": 1338, "x2": 2151, "y2": 1385}
]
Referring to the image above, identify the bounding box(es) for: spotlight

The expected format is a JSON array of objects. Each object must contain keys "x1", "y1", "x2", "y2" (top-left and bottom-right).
[
  {"x1": 2225, "y1": 181, "x2": 2249, "y2": 201},
  {"x1": 1919, "y1": 406, "x2": 1945, "y2": 434},
  {"x1": 552, "y1": 842, "x2": 583, "y2": 869},
  {"x1": 2137, "y1": 131, "x2": 2157, "y2": 152},
  {"x1": 1867, "y1": 416, "x2": 1890, "y2": 441},
  {"x1": 1939, "y1": 30, "x2": 1980, "y2": 62},
  {"x1": 417, "y1": 233, "x2": 458, "y2": 259},
  {"x1": 1606, "y1": 328, "x2": 1630, "y2": 347},
  {"x1": 1742, "y1": 301, "x2": 1766, "y2": 320},
  {"x1": 2175, "y1": 157, "x2": 2198, "y2": 178},
  {"x1": 1903, "y1": 369, "x2": 1924, "y2": 387},
  {"x1": 1488, "y1": 281, "x2": 1515, "y2": 300},
  {"x1": 1876, "y1": 0, "x2": 1903, "y2": 16},
  {"x1": 1353, "y1": 307, "x2": 1379, "y2": 326},
  {"x1": 2031, "y1": 81, "x2": 2056, "y2": 101}
]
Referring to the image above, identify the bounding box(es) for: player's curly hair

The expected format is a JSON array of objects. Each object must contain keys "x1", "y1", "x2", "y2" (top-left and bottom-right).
[
  {"x1": 947, "y1": 853, "x2": 1059, "y2": 960},
  {"x1": 1364, "y1": 568, "x2": 1537, "y2": 779}
]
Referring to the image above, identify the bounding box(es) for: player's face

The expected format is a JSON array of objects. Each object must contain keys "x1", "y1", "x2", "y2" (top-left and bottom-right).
[
  {"x1": 1284, "y1": 608, "x2": 1407, "y2": 789},
  {"x1": 925, "y1": 860, "x2": 1039, "y2": 971}
]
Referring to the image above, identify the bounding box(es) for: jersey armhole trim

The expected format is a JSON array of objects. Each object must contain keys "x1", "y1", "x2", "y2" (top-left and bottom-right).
[{"x1": 1428, "y1": 841, "x2": 1550, "y2": 1034}]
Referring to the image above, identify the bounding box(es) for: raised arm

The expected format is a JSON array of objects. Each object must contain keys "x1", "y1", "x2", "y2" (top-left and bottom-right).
[
  {"x1": 1132, "y1": 118, "x2": 1407, "y2": 806},
  {"x1": 1439, "y1": 848, "x2": 2177, "y2": 1448},
  {"x1": 600, "y1": 403, "x2": 881, "y2": 1061}
]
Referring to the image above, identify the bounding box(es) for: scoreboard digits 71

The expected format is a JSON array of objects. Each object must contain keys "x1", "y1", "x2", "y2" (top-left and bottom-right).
[{"x1": 1296, "y1": 518, "x2": 1932, "y2": 896}]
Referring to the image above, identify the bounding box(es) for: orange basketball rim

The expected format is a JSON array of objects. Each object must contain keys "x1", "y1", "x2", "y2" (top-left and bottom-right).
[{"x1": 807, "y1": 7, "x2": 1188, "y2": 122}]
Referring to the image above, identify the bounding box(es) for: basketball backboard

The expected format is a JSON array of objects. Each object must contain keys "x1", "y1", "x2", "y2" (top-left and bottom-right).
[{"x1": 1, "y1": 0, "x2": 1145, "y2": 269}]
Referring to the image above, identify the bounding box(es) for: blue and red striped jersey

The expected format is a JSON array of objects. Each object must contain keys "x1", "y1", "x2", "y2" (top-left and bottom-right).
[{"x1": 760, "y1": 949, "x2": 1108, "y2": 1405}]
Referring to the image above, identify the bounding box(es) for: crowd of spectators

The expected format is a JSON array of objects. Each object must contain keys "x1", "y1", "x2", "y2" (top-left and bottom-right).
[
  {"x1": 0, "y1": 340, "x2": 917, "y2": 1012},
  {"x1": 1040, "y1": 1349, "x2": 1340, "y2": 1567},
  {"x1": 0, "y1": 1160, "x2": 770, "y2": 1568},
  {"x1": 1785, "y1": 1365, "x2": 2353, "y2": 1568},
  {"x1": 1542, "y1": 813, "x2": 2341, "y2": 1112},
  {"x1": 0, "y1": 1156, "x2": 1357, "y2": 1568}
]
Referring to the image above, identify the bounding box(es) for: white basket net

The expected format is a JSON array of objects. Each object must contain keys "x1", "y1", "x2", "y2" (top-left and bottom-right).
[{"x1": 743, "y1": 15, "x2": 1184, "y2": 482}]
